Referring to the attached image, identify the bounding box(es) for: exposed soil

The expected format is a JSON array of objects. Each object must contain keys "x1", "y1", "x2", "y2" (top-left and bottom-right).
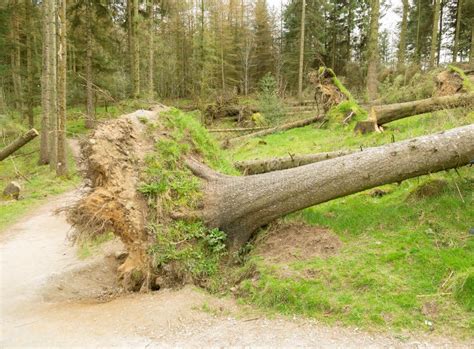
[
  {"x1": 407, "y1": 179, "x2": 448, "y2": 200},
  {"x1": 434, "y1": 70, "x2": 464, "y2": 97},
  {"x1": 254, "y1": 221, "x2": 342, "y2": 264}
]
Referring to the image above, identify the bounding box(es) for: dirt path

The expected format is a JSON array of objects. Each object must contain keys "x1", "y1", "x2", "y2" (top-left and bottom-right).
[{"x1": 0, "y1": 137, "x2": 471, "y2": 347}]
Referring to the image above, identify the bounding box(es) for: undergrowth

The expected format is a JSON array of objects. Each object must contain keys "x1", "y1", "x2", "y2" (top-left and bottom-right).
[{"x1": 448, "y1": 65, "x2": 474, "y2": 93}]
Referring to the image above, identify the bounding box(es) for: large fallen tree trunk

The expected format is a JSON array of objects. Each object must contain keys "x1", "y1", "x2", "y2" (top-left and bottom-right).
[
  {"x1": 208, "y1": 126, "x2": 270, "y2": 133},
  {"x1": 0, "y1": 128, "x2": 39, "y2": 161},
  {"x1": 193, "y1": 124, "x2": 474, "y2": 250},
  {"x1": 224, "y1": 114, "x2": 324, "y2": 148},
  {"x1": 235, "y1": 149, "x2": 356, "y2": 174},
  {"x1": 68, "y1": 110, "x2": 474, "y2": 290},
  {"x1": 368, "y1": 93, "x2": 474, "y2": 127}
]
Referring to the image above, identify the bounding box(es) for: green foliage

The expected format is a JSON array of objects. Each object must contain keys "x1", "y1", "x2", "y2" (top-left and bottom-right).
[
  {"x1": 453, "y1": 270, "x2": 474, "y2": 311},
  {"x1": 257, "y1": 74, "x2": 286, "y2": 125},
  {"x1": 379, "y1": 70, "x2": 436, "y2": 104}
]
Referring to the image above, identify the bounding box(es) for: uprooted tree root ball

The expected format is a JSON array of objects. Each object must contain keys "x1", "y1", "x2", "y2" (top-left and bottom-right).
[{"x1": 67, "y1": 107, "x2": 237, "y2": 291}]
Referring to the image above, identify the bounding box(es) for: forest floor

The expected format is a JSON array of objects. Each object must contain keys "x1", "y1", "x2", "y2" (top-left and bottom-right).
[
  {"x1": 1, "y1": 190, "x2": 471, "y2": 347},
  {"x1": 1, "y1": 101, "x2": 473, "y2": 346}
]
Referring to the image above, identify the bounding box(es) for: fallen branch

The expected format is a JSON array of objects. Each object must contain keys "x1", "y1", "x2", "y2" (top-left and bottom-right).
[
  {"x1": 208, "y1": 126, "x2": 270, "y2": 133},
  {"x1": 0, "y1": 128, "x2": 39, "y2": 161},
  {"x1": 224, "y1": 114, "x2": 324, "y2": 148},
  {"x1": 235, "y1": 149, "x2": 356, "y2": 175}
]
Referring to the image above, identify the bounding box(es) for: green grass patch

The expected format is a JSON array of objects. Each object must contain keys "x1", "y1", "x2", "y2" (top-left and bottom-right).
[{"x1": 230, "y1": 107, "x2": 474, "y2": 336}]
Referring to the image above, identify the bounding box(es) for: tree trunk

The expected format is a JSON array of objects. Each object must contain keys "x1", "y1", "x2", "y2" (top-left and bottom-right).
[
  {"x1": 208, "y1": 127, "x2": 270, "y2": 133},
  {"x1": 10, "y1": 0, "x2": 23, "y2": 112},
  {"x1": 223, "y1": 114, "x2": 324, "y2": 148},
  {"x1": 190, "y1": 124, "x2": 474, "y2": 250},
  {"x1": 429, "y1": 0, "x2": 441, "y2": 68},
  {"x1": 470, "y1": 25, "x2": 474, "y2": 64},
  {"x1": 453, "y1": 0, "x2": 462, "y2": 62},
  {"x1": 56, "y1": 0, "x2": 68, "y2": 176},
  {"x1": 415, "y1": 0, "x2": 422, "y2": 63},
  {"x1": 366, "y1": 93, "x2": 474, "y2": 126},
  {"x1": 234, "y1": 149, "x2": 356, "y2": 175},
  {"x1": 25, "y1": 0, "x2": 34, "y2": 128},
  {"x1": 437, "y1": 0, "x2": 444, "y2": 65},
  {"x1": 147, "y1": 0, "x2": 154, "y2": 100},
  {"x1": 85, "y1": 1, "x2": 95, "y2": 129},
  {"x1": 39, "y1": 0, "x2": 51, "y2": 165},
  {"x1": 0, "y1": 129, "x2": 39, "y2": 161},
  {"x1": 397, "y1": 0, "x2": 408, "y2": 71},
  {"x1": 366, "y1": 0, "x2": 380, "y2": 101},
  {"x1": 297, "y1": 0, "x2": 306, "y2": 103},
  {"x1": 48, "y1": 0, "x2": 57, "y2": 170}
]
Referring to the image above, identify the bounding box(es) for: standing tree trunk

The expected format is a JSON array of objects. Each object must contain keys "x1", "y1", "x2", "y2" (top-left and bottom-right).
[
  {"x1": 10, "y1": 0, "x2": 23, "y2": 112},
  {"x1": 470, "y1": 25, "x2": 474, "y2": 63},
  {"x1": 48, "y1": 0, "x2": 58, "y2": 170},
  {"x1": 147, "y1": 0, "x2": 154, "y2": 100},
  {"x1": 453, "y1": 0, "x2": 462, "y2": 62},
  {"x1": 415, "y1": 0, "x2": 422, "y2": 63},
  {"x1": 429, "y1": 0, "x2": 441, "y2": 68},
  {"x1": 366, "y1": 0, "x2": 380, "y2": 101},
  {"x1": 132, "y1": 0, "x2": 140, "y2": 98},
  {"x1": 437, "y1": 0, "x2": 444, "y2": 65},
  {"x1": 25, "y1": 0, "x2": 34, "y2": 128},
  {"x1": 39, "y1": 0, "x2": 51, "y2": 165},
  {"x1": 189, "y1": 124, "x2": 474, "y2": 250},
  {"x1": 85, "y1": 1, "x2": 95, "y2": 129},
  {"x1": 297, "y1": 0, "x2": 306, "y2": 104},
  {"x1": 397, "y1": 0, "x2": 408, "y2": 71},
  {"x1": 56, "y1": 0, "x2": 68, "y2": 176}
]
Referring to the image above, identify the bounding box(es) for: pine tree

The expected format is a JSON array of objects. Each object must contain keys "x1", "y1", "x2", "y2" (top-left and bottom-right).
[{"x1": 366, "y1": 0, "x2": 379, "y2": 101}]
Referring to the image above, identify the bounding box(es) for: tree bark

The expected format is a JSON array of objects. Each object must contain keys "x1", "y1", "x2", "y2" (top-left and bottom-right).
[
  {"x1": 208, "y1": 127, "x2": 270, "y2": 133},
  {"x1": 56, "y1": 0, "x2": 68, "y2": 176},
  {"x1": 39, "y1": 0, "x2": 51, "y2": 165},
  {"x1": 85, "y1": 0, "x2": 95, "y2": 129},
  {"x1": 25, "y1": 0, "x2": 34, "y2": 128},
  {"x1": 147, "y1": 0, "x2": 154, "y2": 100},
  {"x1": 397, "y1": 0, "x2": 408, "y2": 71},
  {"x1": 190, "y1": 124, "x2": 474, "y2": 250},
  {"x1": 234, "y1": 149, "x2": 356, "y2": 175},
  {"x1": 223, "y1": 114, "x2": 324, "y2": 148},
  {"x1": 453, "y1": 0, "x2": 462, "y2": 62},
  {"x1": 367, "y1": 93, "x2": 474, "y2": 126},
  {"x1": 297, "y1": 0, "x2": 306, "y2": 103},
  {"x1": 48, "y1": 0, "x2": 57, "y2": 170},
  {"x1": 0, "y1": 129, "x2": 39, "y2": 161},
  {"x1": 429, "y1": 0, "x2": 441, "y2": 68},
  {"x1": 470, "y1": 25, "x2": 474, "y2": 64},
  {"x1": 366, "y1": 0, "x2": 380, "y2": 101}
]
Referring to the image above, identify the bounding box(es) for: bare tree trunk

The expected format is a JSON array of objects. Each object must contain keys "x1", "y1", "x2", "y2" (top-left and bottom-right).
[
  {"x1": 56, "y1": 0, "x2": 68, "y2": 176},
  {"x1": 147, "y1": 0, "x2": 154, "y2": 100},
  {"x1": 25, "y1": 0, "x2": 34, "y2": 128},
  {"x1": 415, "y1": 0, "x2": 422, "y2": 63},
  {"x1": 429, "y1": 0, "x2": 441, "y2": 68},
  {"x1": 366, "y1": 0, "x2": 380, "y2": 101},
  {"x1": 453, "y1": 0, "x2": 462, "y2": 62},
  {"x1": 11, "y1": 0, "x2": 24, "y2": 112},
  {"x1": 132, "y1": 0, "x2": 140, "y2": 98},
  {"x1": 234, "y1": 149, "x2": 356, "y2": 175},
  {"x1": 190, "y1": 124, "x2": 474, "y2": 249},
  {"x1": 85, "y1": 1, "x2": 95, "y2": 129},
  {"x1": 362, "y1": 93, "x2": 474, "y2": 127},
  {"x1": 0, "y1": 129, "x2": 39, "y2": 161},
  {"x1": 39, "y1": 0, "x2": 51, "y2": 165},
  {"x1": 437, "y1": 0, "x2": 444, "y2": 65},
  {"x1": 470, "y1": 25, "x2": 474, "y2": 63},
  {"x1": 48, "y1": 0, "x2": 57, "y2": 170},
  {"x1": 397, "y1": 0, "x2": 408, "y2": 71},
  {"x1": 297, "y1": 0, "x2": 305, "y2": 103},
  {"x1": 223, "y1": 114, "x2": 323, "y2": 148}
]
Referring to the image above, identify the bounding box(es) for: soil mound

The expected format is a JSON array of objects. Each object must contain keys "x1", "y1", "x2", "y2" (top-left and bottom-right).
[
  {"x1": 407, "y1": 179, "x2": 448, "y2": 200},
  {"x1": 434, "y1": 70, "x2": 463, "y2": 96},
  {"x1": 254, "y1": 222, "x2": 342, "y2": 264}
]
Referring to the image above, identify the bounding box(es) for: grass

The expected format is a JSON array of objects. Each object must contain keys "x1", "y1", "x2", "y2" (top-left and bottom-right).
[{"x1": 229, "y1": 107, "x2": 474, "y2": 337}]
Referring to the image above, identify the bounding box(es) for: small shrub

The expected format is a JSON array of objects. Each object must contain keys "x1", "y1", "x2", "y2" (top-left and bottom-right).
[{"x1": 258, "y1": 73, "x2": 286, "y2": 125}]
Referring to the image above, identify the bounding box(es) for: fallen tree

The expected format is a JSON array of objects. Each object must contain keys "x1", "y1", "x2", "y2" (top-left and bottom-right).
[
  {"x1": 0, "y1": 128, "x2": 39, "y2": 161},
  {"x1": 356, "y1": 93, "x2": 474, "y2": 132},
  {"x1": 67, "y1": 109, "x2": 474, "y2": 290},
  {"x1": 208, "y1": 126, "x2": 270, "y2": 133},
  {"x1": 223, "y1": 114, "x2": 324, "y2": 148},
  {"x1": 235, "y1": 149, "x2": 356, "y2": 175}
]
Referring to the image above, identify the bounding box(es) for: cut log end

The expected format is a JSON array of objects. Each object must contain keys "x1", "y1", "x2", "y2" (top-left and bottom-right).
[{"x1": 354, "y1": 121, "x2": 380, "y2": 134}]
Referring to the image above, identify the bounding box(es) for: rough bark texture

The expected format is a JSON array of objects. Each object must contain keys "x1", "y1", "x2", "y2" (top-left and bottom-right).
[
  {"x1": 453, "y1": 0, "x2": 462, "y2": 62},
  {"x1": 297, "y1": 0, "x2": 305, "y2": 103},
  {"x1": 194, "y1": 124, "x2": 474, "y2": 250},
  {"x1": 208, "y1": 127, "x2": 270, "y2": 133},
  {"x1": 85, "y1": 3, "x2": 95, "y2": 129},
  {"x1": 366, "y1": 0, "x2": 380, "y2": 101},
  {"x1": 397, "y1": 0, "x2": 408, "y2": 71},
  {"x1": 235, "y1": 149, "x2": 356, "y2": 175},
  {"x1": 39, "y1": 0, "x2": 50, "y2": 165},
  {"x1": 368, "y1": 93, "x2": 474, "y2": 126},
  {"x1": 224, "y1": 114, "x2": 323, "y2": 148},
  {"x1": 0, "y1": 129, "x2": 39, "y2": 161},
  {"x1": 429, "y1": 0, "x2": 441, "y2": 68},
  {"x1": 56, "y1": 0, "x2": 68, "y2": 176}
]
